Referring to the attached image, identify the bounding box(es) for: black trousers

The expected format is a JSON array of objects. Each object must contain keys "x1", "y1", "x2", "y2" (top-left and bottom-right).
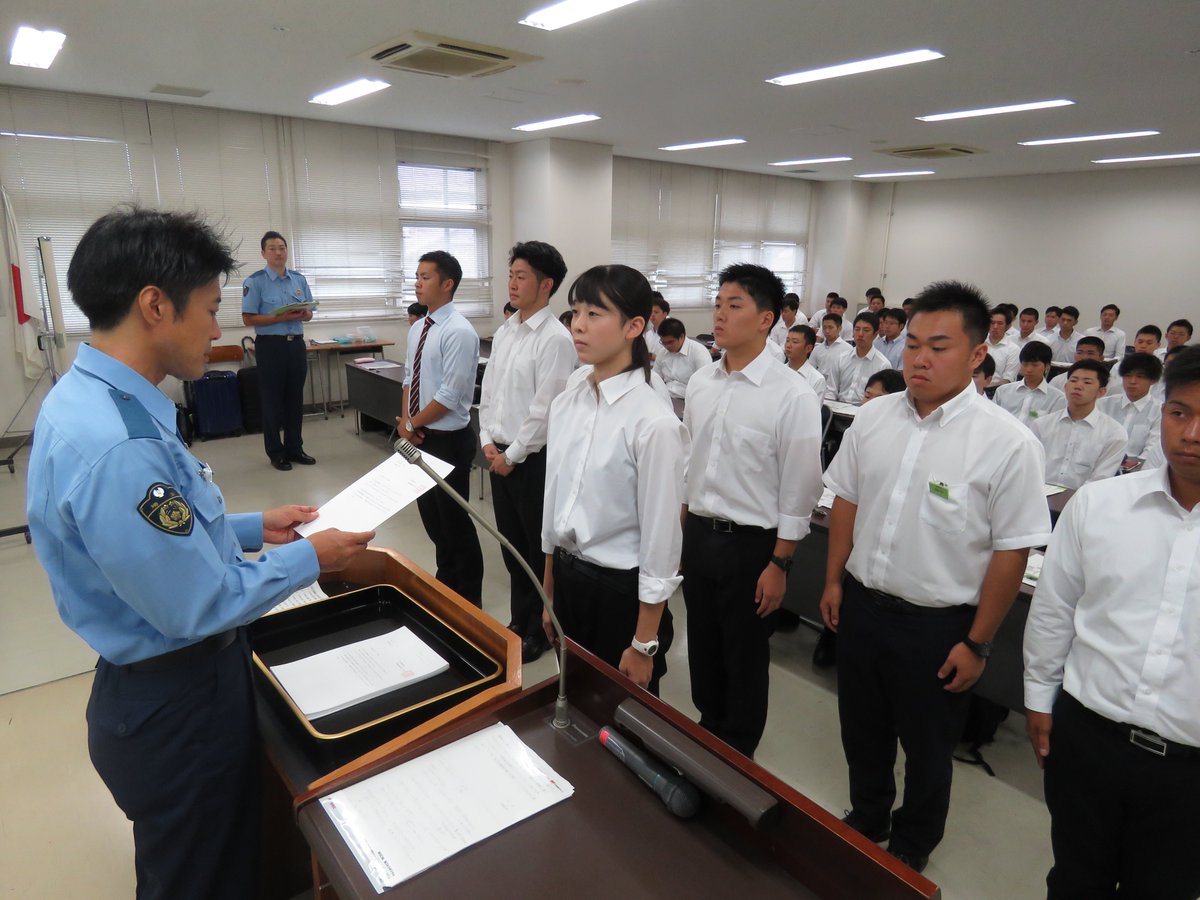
[
  {"x1": 680, "y1": 514, "x2": 778, "y2": 758},
  {"x1": 490, "y1": 446, "x2": 547, "y2": 638},
  {"x1": 415, "y1": 427, "x2": 484, "y2": 606},
  {"x1": 836, "y1": 575, "x2": 974, "y2": 857},
  {"x1": 256, "y1": 335, "x2": 307, "y2": 459},
  {"x1": 1044, "y1": 692, "x2": 1200, "y2": 899},
  {"x1": 552, "y1": 553, "x2": 673, "y2": 697},
  {"x1": 87, "y1": 634, "x2": 258, "y2": 900}
]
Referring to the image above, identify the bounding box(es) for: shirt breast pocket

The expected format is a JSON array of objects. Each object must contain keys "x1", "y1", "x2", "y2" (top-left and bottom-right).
[
  {"x1": 731, "y1": 424, "x2": 772, "y2": 475},
  {"x1": 919, "y1": 481, "x2": 969, "y2": 534}
]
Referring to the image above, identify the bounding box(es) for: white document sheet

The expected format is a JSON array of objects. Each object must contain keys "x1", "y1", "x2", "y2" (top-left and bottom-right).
[
  {"x1": 270, "y1": 626, "x2": 449, "y2": 720},
  {"x1": 1023, "y1": 550, "x2": 1045, "y2": 587},
  {"x1": 265, "y1": 581, "x2": 330, "y2": 617},
  {"x1": 1043, "y1": 483, "x2": 1068, "y2": 496},
  {"x1": 825, "y1": 400, "x2": 859, "y2": 418},
  {"x1": 320, "y1": 723, "x2": 574, "y2": 892},
  {"x1": 295, "y1": 452, "x2": 454, "y2": 537},
  {"x1": 356, "y1": 359, "x2": 403, "y2": 370}
]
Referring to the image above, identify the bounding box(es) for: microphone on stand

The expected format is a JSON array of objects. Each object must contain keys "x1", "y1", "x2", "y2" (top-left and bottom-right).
[{"x1": 394, "y1": 437, "x2": 570, "y2": 730}]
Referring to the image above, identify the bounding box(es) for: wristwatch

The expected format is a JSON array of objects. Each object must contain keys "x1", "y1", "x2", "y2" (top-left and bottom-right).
[
  {"x1": 630, "y1": 637, "x2": 659, "y2": 657},
  {"x1": 963, "y1": 637, "x2": 993, "y2": 659},
  {"x1": 770, "y1": 554, "x2": 793, "y2": 573}
]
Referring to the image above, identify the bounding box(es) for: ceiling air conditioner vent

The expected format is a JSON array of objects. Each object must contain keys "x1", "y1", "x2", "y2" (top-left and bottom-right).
[
  {"x1": 879, "y1": 144, "x2": 985, "y2": 160},
  {"x1": 361, "y1": 32, "x2": 541, "y2": 79}
]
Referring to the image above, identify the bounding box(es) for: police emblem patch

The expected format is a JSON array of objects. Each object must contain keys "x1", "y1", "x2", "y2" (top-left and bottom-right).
[
  {"x1": 243, "y1": 283, "x2": 249, "y2": 296},
  {"x1": 137, "y1": 483, "x2": 193, "y2": 536}
]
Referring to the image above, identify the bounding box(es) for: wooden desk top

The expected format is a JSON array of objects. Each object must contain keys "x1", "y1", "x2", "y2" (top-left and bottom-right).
[{"x1": 309, "y1": 339, "x2": 395, "y2": 353}]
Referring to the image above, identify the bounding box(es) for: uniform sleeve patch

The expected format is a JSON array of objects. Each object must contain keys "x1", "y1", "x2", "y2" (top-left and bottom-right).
[
  {"x1": 242, "y1": 283, "x2": 250, "y2": 296},
  {"x1": 137, "y1": 483, "x2": 193, "y2": 536}
]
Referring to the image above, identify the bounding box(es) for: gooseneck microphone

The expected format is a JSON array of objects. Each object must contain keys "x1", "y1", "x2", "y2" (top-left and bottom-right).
[
  {"x1": 598, "y1": 726, "x2": 702, "y2": 819},
  {"x1": 394, "y1": 437, "x2": 570, "y2": 730}
]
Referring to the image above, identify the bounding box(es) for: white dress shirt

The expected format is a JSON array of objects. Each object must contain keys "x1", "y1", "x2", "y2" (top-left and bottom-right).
[
  {"x1": 683, "y1": 346, "x2": 823, "y2": 541},
  {"x1": 1015, "y1": 331, "x2": 1050, "y2": 349},
  {"x1": 841, "y1": 318, "x2": 855, "y2": 342},
  {"x1": 810, "y1": 338, "x2": 852, "y2": 378},
  {"x1": 874, "y1": 334, "x2": 905, "y2": 369},
  {"x1": 793, "y1": 361, "x2": 827, "y2": 401},
  {"x1": 824, "y1": 384, "x2": 1051, "y2": 608},
  {"x1": 653, "y1": 337, "x2": 713, "y2": 399},
  {"x1": 1086, "y1": 325, "x2": 1127, "y2": 360},
  {"x1": 541, "y1": 366, "x2": 688, "y2": 604},
  {"x1": 644, "y1": 326, "x2": 664, "y2": 360},
  {"x1": 769, "y1": 312, "x2": 808, "y2": 348},
  {"x1": 402, "y1": 301, "x2": 480, "y2": 431},
  {"x1": 985, "y1": 337, "x2": 1020, "y2": 383},
  {"x1": 1099, "y1": 392, "x2": 1161, "y2": 459},
  {"x1": 1050, "y1": 329, "x2": 1082, "y2": 365},
  {"x1": 826, "y1": 345, "x2": 891, "y2": 403},
  {"x1": 478, "y1": 305, "x2": 576, "y2": 464},
  {"x1": 1024, "y1": 467, "x2": 1200, "y2": 746},
  {"x1": 1032, "y1": 406, "x2": 1128, "y2": 488},
  {"x1": 992, "y1": 378, "x2": 1066, "y2": 427}
]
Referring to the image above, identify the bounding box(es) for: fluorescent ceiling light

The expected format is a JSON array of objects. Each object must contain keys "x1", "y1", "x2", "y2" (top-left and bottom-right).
[
  {"x1": 769, "y1": 156, "x2": 853, "y2": 166},
  {"x1": 659, "y1": 138, "x2": 746, "y2": 151},
  {"x1": 917, "y1": 99, "x2": 1074, "y2": 122},
  {"x1": 855, "y1": 170, "x2": 935, "y2": 179},
  {"x1": 10, "y1": 26, "x2": 66, "y2": 69},
  {"x1": 1019, "y1": 130, "x2": 1159, "y2": 146},
  {"x1": 767, "y1": 49, "x2": 943, "y2": 87},
  {"x1": 519, "y1": 0, "x2": 640, "y2": 31},
  {"x1": 309, "y1": 78, "x2": 389, "y2": 106},
  {"x1": 1093, "y1": 151, "x2": 1200, "y2": 164},
  {"x1": 513, "y1": 113, "x2": 601, "y2": 132}
]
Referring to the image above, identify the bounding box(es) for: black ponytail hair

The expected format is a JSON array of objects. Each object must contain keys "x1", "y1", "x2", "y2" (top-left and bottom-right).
[{"x1": 567, "y1": 264, "x2": 653, "y2": 382}]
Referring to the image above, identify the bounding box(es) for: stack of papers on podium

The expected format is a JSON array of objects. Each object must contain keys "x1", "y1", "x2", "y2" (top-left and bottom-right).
[
  {"x1": 321, "y1": 723, "x2": 574, "y2": 892},
  {"x1": 270, "y1": 626, "x2": 449, "y2": 720}
]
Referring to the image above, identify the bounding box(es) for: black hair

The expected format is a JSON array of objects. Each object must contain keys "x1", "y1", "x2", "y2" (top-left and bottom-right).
[
  {"x1": 990, "y1": 305, "x2": 1013, "y2": 326},
  {"x1": 909, "y1": 280, "x2": 991, "y2": 346},
  {"x1": 1067, "y1": 358, "x2": 1109, "y2": 387},
  {"x1": 974, "y1": 352, "x2": 996, "y2": 378},
  {"x1": 782, "y1": 293, "x2": 800, "y2": 311},
  {"x1": 792, "y1": 324, "x2": 817, "y2": 345},
  {"x1": 559, "y1": 309, "x2": 574, "y2": 328},
  {"x1": 1163, "y1": 345, "x2": 1200, "y2": 400},
  {"x1": 418, "y1": 250, "x2": 463, "y2": 297},
  {"x1": 901, "y1": 298, "x2": 915, "y2": 306},
  {"x1": 866, "y1": 368, "x2": 905, "y2": 394},
  {"x1": 1003, "y1": 303, "x2": 1019, "y2": 318},
  {"x1": 1137, "y1": 324, "x2": 1163, "y2": 341},
  {"x1": 1100, "y1": 303, "x2": 1120, "y2": 316},
  {"x1": 867, "y1": 293, "x2": 886, "y2": 305},
  {"x1": 502, "y1": 301, "x2": 517, "y2": 315},
  {"x1": 568, "y1": 264, "x2": 653, "y2": 381},
  {"x1": 1118, "y1": 351, "x2": 1163, "y2": 381},
  {"x1": 880, "y1": 307, "x2": 907, "y2": 326},
  {"x1": 1020, "y1": 307, "x2": 1039, "y2": 320},
  {"x1": 1168, "y1": 319, "x2": 1195, "y2": 338},
  {"x1": 826, "y1": 290, "x2": 840, "y2": 300},
  {"x1": 67, "y1": 205, "x2": 237, "y2": 331},
  {"x1": 509, "y1": 241, "x2": 567, "y2": 298},
  {"x1": 260, "y1": 230, "x2": 286, "y2": 251},
  {"x1": 1019, "y1": 340, "x2": 1053, "y2": 366},
  {"x1": 853, "y1": 311, "x2": 880, "y2": 333},
  {"x1": 829, "y1": 296, "x2": 848, "y2": 311},
  {"x1": 718, "y1": 263, "x2": 785, "y2": 328},
  {"x1": 822, "y1": 312, "x2": 843, "y2": 327},
  {"x1": 1045, "y1": 305, "x2": 1062, "y2": 316},
  {"x1": 865, "y1": 287, "x2": 883, "y2": 298},
  {"x1": 1076, "y1": 336, "x2": 1106, "y2": 355},
  {"x1": 1166, "y1": 345, "x2": 1188, "y2": 362},
  {"x1": 657, "y1": 316, "x2": 686, "y2": 340},
  {"x1": 408, "y1": 302, "x2": 428, "y2": 318},
  {"x1": 1060, "y1": 305, "x2": 1080, "y2": 320},
  {"x1": 651, "y1": 293, "x2": 670, "y2": 313}
]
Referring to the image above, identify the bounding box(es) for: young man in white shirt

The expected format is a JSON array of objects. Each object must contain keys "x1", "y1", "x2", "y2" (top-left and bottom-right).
[
  {"x1": 1158, "y1": 318, "x2": 1193, "y2": 361},
  {"x1": 1014, "y1": 306, "x2": 1048, "y2": 348},
  {"x1": 874, "y1": 308, "x2": 907, "y2": 369},
  {"x1": 399, "y1": 251, "x2": 484, "y2": 605},
  {"x1": 785, "y1": 324, "x2": 828, "y2": 399},
  {"x1": 1032, "y1": 359, "x2": 1127, "y2": 489},
  {"x1": 985, "y1": 306, "x2": 1020, "y2": 384},
  {"x1": 1023, "y1": 345, "x2": 1200, "y2": 900},
  {"x1": 865, "y1": 289, "x2": 885, "y2": 315},
  {"x1": 653, "y1": 317, "x2": 712, "y2": 399},
  {"x1": 1050, "y1": 305, "x2": 1082, "y2": 364},
  {"x1": 821, "y1": 280, "x2": 1050, "y2": 873},
  {"x1": 972, "y1": 353, "x2": 995, "y2": 394},
  {"x1": 1098, "y1": 351, "x2": 1163, "y2": 460},
  {"x1": 993, "y1": 339, "x2": 1065, "y2": 427},
  {"x1": 479, "y1": 241, "x2": 576, "y2": 661},
  {"x1": 830, "y1": 296, "x2": 854, "y2": 342},
  {"x1": 1086, "y1": 303, "x2": 1126, "y2": 359},
  {"x1": 810, "y1": 313, "x2": 851, "y2": 377},
  {"x1": 826, "y1": 311, "x2": 891, "y2": 404},
  {"x1": 682, "y1": 263, "x2": 823, "y2": 758},
  {"x1": 1049, "y1": 336, "x2": 1107, "y2": 390},
  {"x1": 1041, "y1": 305, "x2": 1061, "y2": 339},
  {"x1": 768, "y1": 293, "x2": 807, "y2": 351}
]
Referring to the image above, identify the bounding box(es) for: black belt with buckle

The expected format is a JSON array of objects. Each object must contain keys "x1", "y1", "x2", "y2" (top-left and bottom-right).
[
  {"x1": 258, "y1": 333, "x2": 302, "y2": 342},
  {"x1": 687, "y1": 512, "x2": 776, "y2": 535},
  {"x1": 847, "y1": 575, "x2": 970, "y2": 618},
  {"x1": 1071, "y1": 694, "x2": 1200, "y2": 759},
  {"x1": 125, "y1": 628, "x2": 239, "y2": 673},
  {"x1": 553, "y1": 548, "x2": 638, "y2": 596}
]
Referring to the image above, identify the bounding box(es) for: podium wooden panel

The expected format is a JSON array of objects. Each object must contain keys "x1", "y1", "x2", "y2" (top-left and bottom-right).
[{"x1": 295, "y1": 642, "x2": 941, "y2": 900}]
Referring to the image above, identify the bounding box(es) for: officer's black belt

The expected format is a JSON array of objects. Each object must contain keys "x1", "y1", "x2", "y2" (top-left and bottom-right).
[{"x1": 125, "y1": 628, "x2": 238, "y2": 673}]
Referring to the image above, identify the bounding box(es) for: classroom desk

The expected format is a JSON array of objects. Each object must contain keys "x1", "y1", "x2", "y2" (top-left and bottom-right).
[
  {"x1": 294, "y1": 641, "x2": 942, "y2": 900},
  {"x1": 308, "y1": 340, "x2": 395, "y2": 417},
  {"x1": 344, "y1": 360, "x2": 405, "y2": 435}
]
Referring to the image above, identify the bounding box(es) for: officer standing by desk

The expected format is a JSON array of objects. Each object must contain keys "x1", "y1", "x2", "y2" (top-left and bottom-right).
[
  {"x1": 25, "y1": 207, "x2": 373, "y2": 900},
  {"x1": 242, "y1": 230, "x2": 316, "y2": 471}
]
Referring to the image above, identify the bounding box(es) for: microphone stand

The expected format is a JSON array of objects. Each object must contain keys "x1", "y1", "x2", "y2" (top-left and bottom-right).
[{"x1": 394, "y1": 438, "x2": 570, "y2": 730}]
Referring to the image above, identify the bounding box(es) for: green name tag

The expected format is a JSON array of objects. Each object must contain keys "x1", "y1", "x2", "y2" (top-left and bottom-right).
[
  {"x1": 929, "y1": 480, "x2": 951, "y2": 500},
  {"x1": 1029, "y1": 410, "x2": 1040, "y2": 419}
]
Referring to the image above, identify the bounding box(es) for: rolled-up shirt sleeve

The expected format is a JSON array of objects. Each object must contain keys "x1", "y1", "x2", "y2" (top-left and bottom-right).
[
  {"x1": 505, "y1": 335, "x2": 576, "y2": 464},
  {"x1": 432, "y1": 325, "x2": 479, "y2": 412},
  {"x1": 634, "y1": 414, "x2": 689, "y2": 604},
  {"x1": 775, "y1": 385, "x2": 823, "y2": 540},
  {"x1": 987, "y1": 437, "x2": 1053, "y2": 551}
]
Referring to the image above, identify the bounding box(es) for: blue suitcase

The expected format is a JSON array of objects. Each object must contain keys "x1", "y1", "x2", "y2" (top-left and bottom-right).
[{"x1": 188, "y1": 370, "x2": 243, "y2": 440}]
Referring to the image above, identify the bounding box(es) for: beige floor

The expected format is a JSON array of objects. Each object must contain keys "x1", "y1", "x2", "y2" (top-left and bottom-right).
[{"x1": 1, "y1": 412, "x2": 1053, "y2": 899}]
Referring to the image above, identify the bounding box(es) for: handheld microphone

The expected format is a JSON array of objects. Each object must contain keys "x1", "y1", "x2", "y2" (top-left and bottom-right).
[
  {"x1": 598, "y1": 726, "x2": 702, "y2": 819},
  {"x1": 394, "y1": 437, "x2": 570, "y2": 729}
]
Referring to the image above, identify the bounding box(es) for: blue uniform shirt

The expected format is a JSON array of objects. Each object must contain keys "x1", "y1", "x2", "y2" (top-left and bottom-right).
[
  {"x1": 241, "y1": 266, "x2": 313, "y2": 336},
  {"x1": 26, "y1": 343, "x2": 320, "y2": 664},
  {"x1": 402, "y1": 301, "x2": 480, "y2": 431}
]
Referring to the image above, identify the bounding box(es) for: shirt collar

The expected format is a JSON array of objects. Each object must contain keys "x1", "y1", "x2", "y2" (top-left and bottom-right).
[
  {"x1": 903, "y1": 380, "x2": 978, "y2": 427},
  {"x1": 514, "y1": 304, "x2": 554, "y2": 333},
  {"x1": 1121, "y1": 392, "x2": 1153, "y2": 411},
  {"x1": 1053, "y1": 405, "x2": 1102, "y2": 426},
  {"x1": 264, "y1": 266, "x2": 291, "y2": 282},
  {"x1": 1022, "y1": 379, "x2": 1050, "y2": 395},
  {"x1": 1131, "y1": 465, "x2": 1199, "y2": 518},
  {"x1": 72, "y1": 343, "x2": 177, "y2": 434},
  {"x1": 592, "y1": 367, "x2": 648, "y2": 405},
  {"x1": 718, "y1": 343, "x2": 775, "y2": 386},
  {"x1": 427, "y1": 301, "x2": 458, "y2": 324}
]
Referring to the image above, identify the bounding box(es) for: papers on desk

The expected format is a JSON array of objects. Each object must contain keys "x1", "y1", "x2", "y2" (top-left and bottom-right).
[
  {"x1": 271, "y1": 626, "x2": 449, "y2": 720},
  {"x1": 356, "y1": 359, "x2": 402, "y2": 371},
  {"x1": 1043, "y1": 483, "x2": 1068, "y2": 496},
  {"x1": 825, "y1": 400, "x2": 859, "y2": 418},
  {"x1": 321, "y1": 722, "x2": 574, "y2": 892},
  {"x1": 294, "y1": 452, "x2": 454, "y2": 538},
  {"x1": 311, "y1": 338, "x2": 341, "y2": 345},
  {"x1": 265, "y1": 581, "x2": 329, "y2": 617},
  {"x1": 1023, "y1": 550, "x2": 1045, "y2": 587}
]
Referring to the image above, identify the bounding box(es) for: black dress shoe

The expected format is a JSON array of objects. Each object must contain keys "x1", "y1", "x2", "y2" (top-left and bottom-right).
[
  {"x1": 521, "y1": 633, "x2": 551, "y2": 664},
  {"x1": 287, "y1": 452, "x2": 317, "y2": 465},
  {"x1": 271, "y1": 456, "x2": 293, "y2": 471},
  {"x1": 887, "y1": 848, "x2": 929, "y2": 874},
  {"x1": 813, "y1": 628, "x2": 838, "y2": 668},
  {"x1": 841, "y1": 811, "x2": 891, "y2": 844}
]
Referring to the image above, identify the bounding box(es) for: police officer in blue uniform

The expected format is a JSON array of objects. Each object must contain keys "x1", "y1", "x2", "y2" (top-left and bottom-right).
[
  {"x1": 242, "y1": 230, "x2": 316, "y2": 471},
  {"x1": 25, "y1": 207, "x2": 374, "y2": 900}
]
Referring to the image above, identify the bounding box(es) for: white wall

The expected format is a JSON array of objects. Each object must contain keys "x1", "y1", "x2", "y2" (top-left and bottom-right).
[{"x1": 855, "y1": 166, "x2": 1200, "y2": 332}]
